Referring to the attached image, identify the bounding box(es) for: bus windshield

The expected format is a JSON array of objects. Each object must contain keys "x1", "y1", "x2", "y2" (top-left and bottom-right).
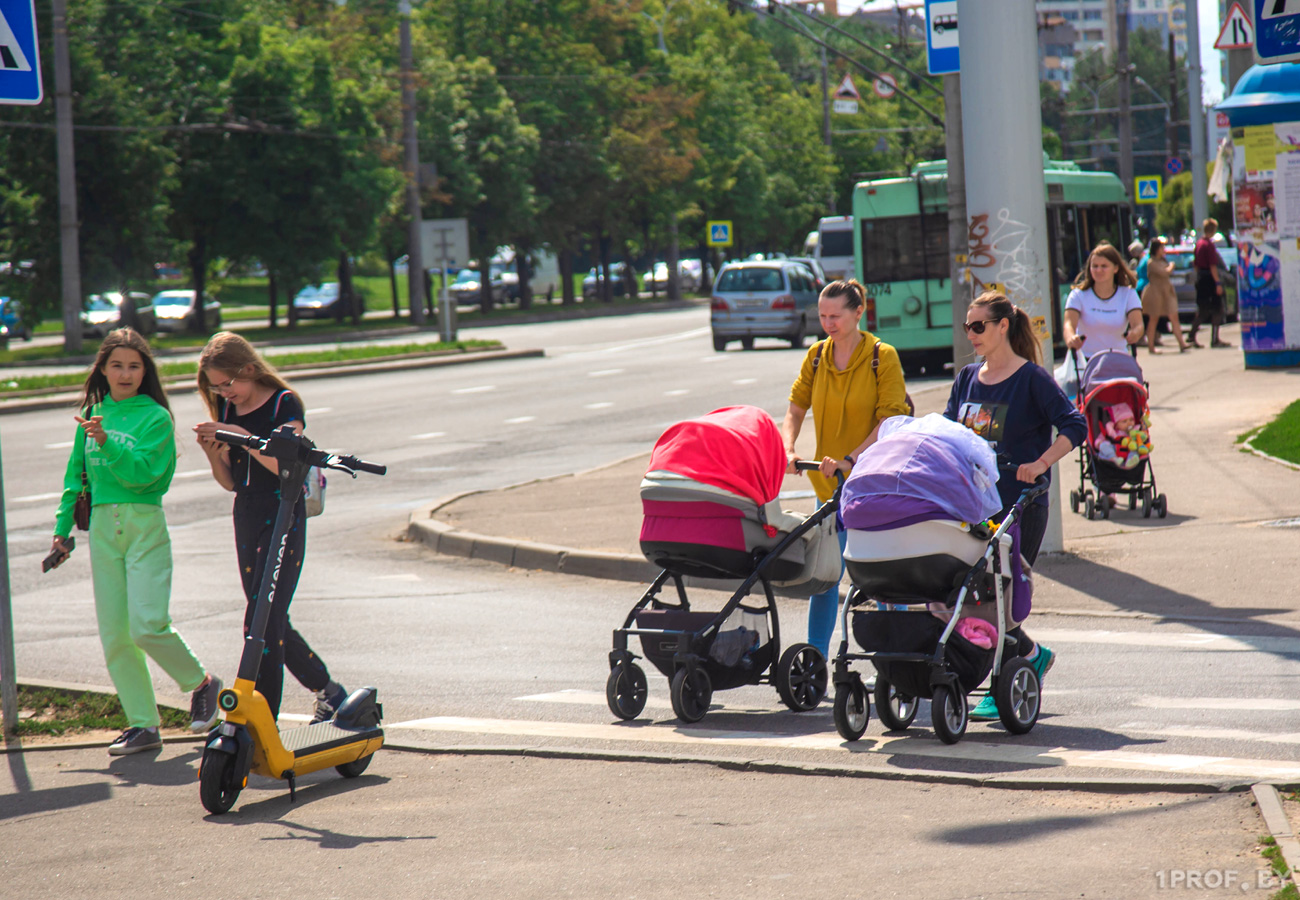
[{"x1": 818, "y1": 229, "x2": 854, "y2": 258}]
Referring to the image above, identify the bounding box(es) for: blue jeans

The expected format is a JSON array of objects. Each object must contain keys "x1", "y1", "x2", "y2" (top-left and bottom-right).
[{"x1": 807, "y1": 511, "x2": 847, "y2": 658}]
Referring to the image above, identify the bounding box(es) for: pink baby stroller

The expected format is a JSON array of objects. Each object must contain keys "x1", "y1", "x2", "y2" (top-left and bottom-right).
[
  {"x1": 606, "y1": 406, "x2": 841, "y2": 724},
  {"x1": 1069, "y1": 349, "x2": 1167, "y2": 519}
]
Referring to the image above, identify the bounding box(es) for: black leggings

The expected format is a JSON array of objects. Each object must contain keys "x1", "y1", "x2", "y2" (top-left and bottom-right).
[
  {"x1": 1006, "y1": 501, "x2": 1050, "y2": 657},
  {"x1": 235, "y1": 497, "x2": 329, "y2": 719}
]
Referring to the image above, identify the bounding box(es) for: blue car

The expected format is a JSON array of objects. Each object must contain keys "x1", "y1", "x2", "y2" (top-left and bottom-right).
[{"x1": 0, "y1": 297, "x2": 31, "y2": 342}]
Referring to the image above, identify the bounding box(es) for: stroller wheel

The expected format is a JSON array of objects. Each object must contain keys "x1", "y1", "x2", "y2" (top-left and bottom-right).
[
  {"x1": 1155, "y1": 494, "x2": 1168, "y2": 518},
  {"x1": 670, "y1": 666, "x2": 713, "y2": 724},
  {"x1": 993, "y1": 658, "x2": 1041, "y2": 735},
  {"x1": 930, "y1": 684, "x2": 967, "y2": 745},
  {"x1": 874, "y1": 678, "x2": 917, "y2": 731},
  {"x1": 1084, "y1": 496, "x2": 1095, "y2": 520},
  {"x1": 1142, "y1": 491, "x2": 1153, "y2": 518},
  {"x1": 1069, "y1": 490, "x2": 1079, "y2": 514},
  {"x1": 1101, "y1": 497, "x2": 1111, "y2": 520},
  {"x1": 775, "y1": 643, "x2": 828, "y2": 712},
  {"x1": 833, "y1": 680, "x2": 870, "y2": 741},
  {"x1": 1128, "y1": 491, "x2": 1138, "y2": 510},
  {"x1": 606, "y1": 663, "x2": 649, "y2": 721}
]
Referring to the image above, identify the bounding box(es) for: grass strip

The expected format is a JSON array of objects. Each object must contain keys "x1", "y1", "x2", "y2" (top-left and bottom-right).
[
  {"x1": 0, "y1": 339, "x2": 498, "y2": 396},
  {"x1": 1245, "y1": 399, "x2": 1300, "y2": 465},
  {"x1": 2, "y1": 685, "x2": 188, "y2": 737}
]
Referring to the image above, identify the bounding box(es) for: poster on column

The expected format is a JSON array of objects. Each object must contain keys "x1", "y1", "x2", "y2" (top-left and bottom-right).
[
  {"x1": 1283, "y1": 238, "x2": 1300, "y2": 349},
  {"x1": 1237, "y1": 238, "x2": 1283, "y2": 350},
  {"x1": 1275, "y1": 121, "x2": 1300, "y2": 240}
]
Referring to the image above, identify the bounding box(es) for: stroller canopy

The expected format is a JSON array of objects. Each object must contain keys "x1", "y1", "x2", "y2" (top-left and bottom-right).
[
  {"x1": 1080, "y1": 350, "x2": 1144, "y2": 397},
  {"x1": 646, "y1": 405, "x2": 785, "y2": 507},
  {"x1": 842, "y1": 414, "x2": 1003, "y2": 530}
]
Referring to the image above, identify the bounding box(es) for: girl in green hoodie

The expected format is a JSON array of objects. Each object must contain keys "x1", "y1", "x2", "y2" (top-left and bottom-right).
[{"x1": 49, "y1": 328, "x2": 222, "y2": 756}]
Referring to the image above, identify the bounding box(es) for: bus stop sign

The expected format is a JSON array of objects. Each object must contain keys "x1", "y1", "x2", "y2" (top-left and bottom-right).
[
  {"x1": 925, "y1": 0, "x2": 959, "y2": 75},
  {"x1": 0, "y1": 0, "x2": 42, "y2": 105},
  {"x1": 1254, "y1": 0, "x2": 1300, "y2": 66}
]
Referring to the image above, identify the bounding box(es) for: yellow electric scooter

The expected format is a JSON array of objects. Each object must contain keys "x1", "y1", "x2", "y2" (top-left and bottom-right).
[{"x1": 199, "y1": 425, "x2": 387, "y2": 815}]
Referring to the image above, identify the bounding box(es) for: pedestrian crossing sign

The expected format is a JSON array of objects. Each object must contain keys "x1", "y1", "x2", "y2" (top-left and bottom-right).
[
  {"x1": 0, "y1": 0, "x2": 43, "y2": 105},
  {"x1": 707, "y1": 220, "x2": 733, "y2": 248},
  {"x1": 1135, "y1": 175, "x2": 1162, "y2": 205}
]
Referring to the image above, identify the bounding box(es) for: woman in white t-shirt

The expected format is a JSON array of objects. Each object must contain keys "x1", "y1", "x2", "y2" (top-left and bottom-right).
[{"x1": 1064, "y1": 243, "x2": 1145, "y2": 358}]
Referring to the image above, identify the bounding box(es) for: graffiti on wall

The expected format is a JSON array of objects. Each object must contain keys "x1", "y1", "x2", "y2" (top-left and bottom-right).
[{"x1": 966, "y1": 208, "x2": 1044, "y2": 305}]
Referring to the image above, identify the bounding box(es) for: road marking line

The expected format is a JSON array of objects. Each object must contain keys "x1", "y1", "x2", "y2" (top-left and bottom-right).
[
  {"x1": 1133, "y1": 698, "x2": 1300, "y2": 711},
  {"x1": 388, "y1": 715, "x2": 1300, "y2": 780},
  {"x1": 664, "y1": 389, "x2": 690, "y2": 396},
  {"x1": 1030, "y1": 628, "x2": 1300, "y2": 655},
  {"x1": 173, "y1": 469, "x2": 209, "y2": 479},
  {"x1": 516, "y1": 689, "x2": 773, "y2": 714},
  {"x1": 566, "y1": 328, "x2": 710, "y2": 357},
  {"x1": 12, "y1": 491, "x2": 63, "y2": 503},
  {"x1": 453, "y1": 385, "x2": 495, "y2": 394},
  {"x1": 732, "y1": 378, "x2": 757, "y2": 385},
  {"x1": 504, "y1": 416, "x2": 536, "y2": 424},
  {"x1": 412, "y1": 431, "x2": 446, "y2": 440},
  {"x1": 584, "y1": 402, "x2": 613, "y2": 410},
  {"x1": 305, "y1": 407, "x2": 333, "y2": 415},
  {"x1": 588, "y1": 369, "x2": 624, "y2": 377},
  {"x1": 1119, "y1": 724, "x2": 1300, "y2": 745},
  {"x1": 45, "y1": 440, "x2": 74, "y2": 450}
]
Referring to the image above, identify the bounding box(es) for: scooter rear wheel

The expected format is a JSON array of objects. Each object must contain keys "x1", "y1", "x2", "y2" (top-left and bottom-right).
[
  {"x1": 199, "y1": 748, "x2": 242, "y2": 815},
  {"x1": 337, "y1": 753, "x2": 374, "y2": 778}
]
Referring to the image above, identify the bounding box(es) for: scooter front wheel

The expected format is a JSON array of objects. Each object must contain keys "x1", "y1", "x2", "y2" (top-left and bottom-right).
[{"x1": 200, "y1": 748, "x2": 242, "y2": 814}]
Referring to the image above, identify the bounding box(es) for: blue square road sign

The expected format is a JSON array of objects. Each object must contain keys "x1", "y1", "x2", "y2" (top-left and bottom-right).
[
  {"x1": 1254, "y1": 0, "x2": 1300, "y2": 66},
  {"x1": 925, "y1": 0, "x2": 959, "y2": 75},
  {"x1": 0, "y1": 0, "x2": 42, "y2": 105},
  {"x1": 706, "y1": 220, "x2": 733, "y2": 248}
]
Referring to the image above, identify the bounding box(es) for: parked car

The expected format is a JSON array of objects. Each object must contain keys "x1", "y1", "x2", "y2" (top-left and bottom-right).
[
  {"x1": 786, "y1": 256, "x2": 829, "y2": 290},
  {"x1": 710, "y1": 260, "x2": 820, "y2": 351},
  {"x1": 152, "y1": 290, "x2": 222, "y2": 332},
  {"x1": 447, "y1": 265, "x2": 519, "y2": 306},
  {"x1": 582, "y1": 263, "x2": 635, "y2": 302},
  {"x1": 1164, "y1": 244, "x2": 1239, "y2": 323},
  {"x1": 81, "y1": 292, "x2": 156, "y2": 337},
  {"x1": 292, "y1": 282, "x2": 347, "y2": 319},
  {"x1": 0, "y1": 297, "x2": 31, "y2": 342},
  {"x1": 644, "y1": 259, "x2": 703, "y2": 294},
  {"x1": 153, "y1": 262, "x2": 184, "y2": 281}
]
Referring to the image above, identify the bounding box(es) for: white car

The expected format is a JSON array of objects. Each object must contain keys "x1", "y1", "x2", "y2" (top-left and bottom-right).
[
  {"x1": 293, "y1": 282, "x2": 346, "y2": 318},
  {"x1": 152, "y1": 290, "x2": 222, "y2": 332}
]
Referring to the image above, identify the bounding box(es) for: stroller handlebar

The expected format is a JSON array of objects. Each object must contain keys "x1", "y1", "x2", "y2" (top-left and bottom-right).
[{"x1": 792, "y1": 458, "x2": 846, "y2": 486}]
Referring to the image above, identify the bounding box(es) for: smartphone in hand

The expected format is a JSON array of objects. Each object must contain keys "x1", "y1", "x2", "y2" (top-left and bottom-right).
[{"x1": 42, "y1": 537, "x2": 74, "y2": 573}]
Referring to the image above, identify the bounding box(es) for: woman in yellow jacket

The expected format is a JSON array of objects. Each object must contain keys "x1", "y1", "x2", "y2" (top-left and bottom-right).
[{"x1": 782, "y1": 279, "x2": 911, "y2": 657}]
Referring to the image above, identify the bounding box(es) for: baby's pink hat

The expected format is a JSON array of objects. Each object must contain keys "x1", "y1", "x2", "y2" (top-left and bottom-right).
[{"x1": 1111, "y1": 402, "x2": 1134, "y2": 422}]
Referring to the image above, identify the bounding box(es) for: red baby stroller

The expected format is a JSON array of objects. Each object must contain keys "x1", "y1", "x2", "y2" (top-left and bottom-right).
[
  {"x1": 1069, "y1": 349, "x2": 1167, "y2": 520},
  {"x1": 606, "y1": 406, "x2": 841, "y2": 724}
]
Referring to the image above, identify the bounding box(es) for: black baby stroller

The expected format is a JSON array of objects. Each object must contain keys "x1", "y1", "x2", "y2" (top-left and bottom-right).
[
  {"x1": 1069, "y1": 349, "x2": 1167, "y2": 520},
  {"x1": 830, "y1": 415, "x2": 1048, "y2": 745},
  {"x1": 606, "y1": 406, "x2": 843, "y2": 724}
]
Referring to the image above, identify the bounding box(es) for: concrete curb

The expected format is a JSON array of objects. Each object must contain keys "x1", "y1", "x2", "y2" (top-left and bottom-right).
[
  {"x1": 381, "y1": 741, "x2": 1254, "y2": 794},
  {"x1": 1252, "y1": 783, "x2": 1300, "y2": 891},
  {"x1": 0, "y1": 347, "x2": 543, "y2": 416}
]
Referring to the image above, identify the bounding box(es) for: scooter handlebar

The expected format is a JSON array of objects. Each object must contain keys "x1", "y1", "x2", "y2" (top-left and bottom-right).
[{"x1": 335, "y1": 455, "x2": 386, "y2": 476}]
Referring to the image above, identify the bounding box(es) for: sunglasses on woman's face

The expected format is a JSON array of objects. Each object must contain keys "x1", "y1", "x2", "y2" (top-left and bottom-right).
[{"x1": 963, "y1": 317, "x2": 1002, "y2": 335}]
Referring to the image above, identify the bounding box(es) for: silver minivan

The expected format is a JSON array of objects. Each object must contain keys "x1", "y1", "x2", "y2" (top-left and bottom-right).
[{"x1": 710, "y1": 260, "x2": 819, "y2": 351}]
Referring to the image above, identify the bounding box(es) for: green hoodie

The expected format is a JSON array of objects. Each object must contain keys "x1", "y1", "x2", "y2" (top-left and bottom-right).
[{"x1": 54, "y1": 395, "x2": 176, "y2": 538}]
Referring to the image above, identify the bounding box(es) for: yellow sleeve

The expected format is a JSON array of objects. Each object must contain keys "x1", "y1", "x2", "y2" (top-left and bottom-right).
[
  {"x1": 788, "y1": 342, "x2": 821, "y2": 410},
  {"x1": 873, "y1": 342, "x2": 912, "y2": 421}
]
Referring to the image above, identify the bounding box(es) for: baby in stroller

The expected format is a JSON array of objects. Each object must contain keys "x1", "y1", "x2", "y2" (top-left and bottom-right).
[
  {"x1": 830, "y1": 414, "x2": 1048, "y2": 744},
  {"x1": 606, "y1": 406, "x2": 843, "y2": 724}
]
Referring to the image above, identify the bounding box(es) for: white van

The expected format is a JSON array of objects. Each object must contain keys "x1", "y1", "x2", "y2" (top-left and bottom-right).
[{"x1": 814, "y1": 215, "x2": 854, "y2": 282}]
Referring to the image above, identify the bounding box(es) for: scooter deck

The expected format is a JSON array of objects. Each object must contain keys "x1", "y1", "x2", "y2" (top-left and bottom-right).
[{"x1": 280, "y1": 720, "x2": 384, "y2": 758}]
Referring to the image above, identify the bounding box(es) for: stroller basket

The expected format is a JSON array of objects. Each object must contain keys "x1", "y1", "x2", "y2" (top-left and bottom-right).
[
  {"x1": 633, "y1": 607, "x2": 774, "y2": 691},
  {"x1": 851, "y1": 610, "x2": 993, "y2": 697}
]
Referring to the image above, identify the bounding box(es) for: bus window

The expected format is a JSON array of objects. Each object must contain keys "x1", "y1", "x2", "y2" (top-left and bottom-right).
[
  {"x1": 819, "y1": 229, "x2": 854, "y2": 258},
  {"x1": 1085, "y1": 204, "x2": 1124, "y2": 253},
  {"x1": 860, "y1": 214, "x2": 947, "y2": 283}
]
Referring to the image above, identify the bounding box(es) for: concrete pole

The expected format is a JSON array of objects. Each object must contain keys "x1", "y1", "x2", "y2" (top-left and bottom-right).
[
  {"x1": 821, "y1": 43, "x2": 834, "y2": 215},
  {"x1": 0, "y1": 440, "x2": 15, "y2": 739},
  {"x1": 959, "y1": 0, "x2": 1061, "y2": 553},
  {"x1": 1168, "y1": 33, "x2": 1180, "y2": 164},
  {"x1": 52, "y1": 0, "x2": 82, "y2": 355},
  {"x1": 400, "y1": 0, "x2": 426, "y2": 325},
  {"x1": 1117, "y1": 3, "x2": 1135, "y2": 220},
  {"x1": 945, "y1": 73, "x2": 974, "y2": 372},
  {"x1": 1185, "y1": 0, "x2": 1209, "y2": 230}
]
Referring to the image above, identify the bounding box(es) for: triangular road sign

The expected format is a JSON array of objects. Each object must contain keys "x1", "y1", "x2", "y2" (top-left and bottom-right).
[
  {"x1": 834, "y1": 73, "x2": 860, "y2": 100},
  {"x1": 0, "y1": 8, "x2": 34, "y2": 71},
  {"x1": 1213, "y1": 2, "x2": 1253, "y2": 51}
]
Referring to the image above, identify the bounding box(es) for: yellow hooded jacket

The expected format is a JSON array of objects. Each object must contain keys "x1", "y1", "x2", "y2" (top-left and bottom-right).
[{"x1": 788, "y1": 331, "x2": 910, "y2": 501}]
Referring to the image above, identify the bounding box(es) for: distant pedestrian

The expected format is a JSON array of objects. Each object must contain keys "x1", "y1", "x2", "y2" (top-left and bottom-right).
[
  {"x1": 1064, "y1": 242, "x2": 1144, "y2": 359},
  {"x1": 193, "y1": 333, "x2": 348, "y2": 724},
  {"x1": 48, "y1": 327, "x2": 221, "y2": 756},
  {"x1": 782, "y1": 279, "x2": 911, "y2": 658},
  {"x1": 1140, "y1": 238, "x2": 1188, "y2": 354},
  {"x1": 943, "y1": 292, "x2": 1087, "y2": 720},
  {"x1": 1188, "y1": 218, "x2": 1232, "y2": 349}
]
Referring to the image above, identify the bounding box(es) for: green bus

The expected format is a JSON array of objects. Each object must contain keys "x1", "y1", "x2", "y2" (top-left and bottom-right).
[{"x1": 851, "y1": 158, "x2": 1133, "y2": 369}]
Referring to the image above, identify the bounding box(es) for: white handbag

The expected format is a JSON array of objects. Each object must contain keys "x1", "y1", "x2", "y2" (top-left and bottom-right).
[{"x1": 303, "y1": 466, "x2": 327, "y2": 517}]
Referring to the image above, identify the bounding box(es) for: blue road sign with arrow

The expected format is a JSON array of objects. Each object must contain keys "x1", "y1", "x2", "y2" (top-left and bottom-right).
[
  {"x1": 1254, "y1": 0, "x2": 1300, "y2": 66},
  {"x1": 0, "y1": 0, "x2": 42, "y2": 105}
]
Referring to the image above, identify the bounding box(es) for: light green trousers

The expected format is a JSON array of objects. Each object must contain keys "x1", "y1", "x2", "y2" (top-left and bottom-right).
[{"x1": 90, "y1": 503, "x2": 205, "y2": 728}]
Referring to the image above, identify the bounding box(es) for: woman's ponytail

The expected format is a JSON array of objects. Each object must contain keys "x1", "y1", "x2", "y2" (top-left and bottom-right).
[{"x1": 1008, "y1": 307, "x2": 1041, "y2": 367}]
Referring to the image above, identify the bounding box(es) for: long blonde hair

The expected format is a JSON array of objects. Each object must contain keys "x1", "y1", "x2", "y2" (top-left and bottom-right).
[{"x1": 197, "y1": 332, "x2": 298, "y2": 419}]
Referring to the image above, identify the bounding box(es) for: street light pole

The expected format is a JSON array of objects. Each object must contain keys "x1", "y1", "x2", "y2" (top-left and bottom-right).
[
  {"x1": 1185, "y1": 0, "x2": 1208, "y2": 231},
  {"x1": 400, "y1": 0, "x2": 426, "y2": 325},
  {"x1": 52, "y1": 0, "x2": 82, "y2": 354},
  {"x1": 1116, "y1": 2, "x2": 1135, "y2": 222}
]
